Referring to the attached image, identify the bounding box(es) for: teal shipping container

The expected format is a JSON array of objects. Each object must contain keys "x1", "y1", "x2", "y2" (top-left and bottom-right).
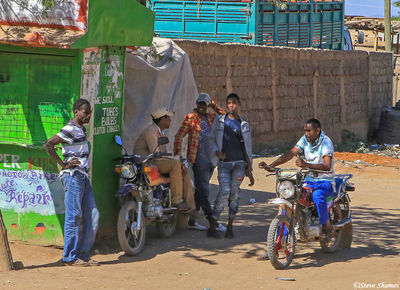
[{"x1": 148, "y1": 0, "x2": 345, "y2": 50}]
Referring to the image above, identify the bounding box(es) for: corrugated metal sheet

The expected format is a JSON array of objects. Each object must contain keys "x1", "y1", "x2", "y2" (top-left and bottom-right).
[{"x1": 149, "y1": 0, "x2": 345, "y2": 49}]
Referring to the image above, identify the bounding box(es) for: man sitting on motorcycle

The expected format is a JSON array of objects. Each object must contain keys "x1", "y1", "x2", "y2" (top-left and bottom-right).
[
  {"x1": 134, "y1": 108, "x2": 195, "y2": 212},
  {"x1": 259, "y1": 118, "x2": 335, "y2": 238}
]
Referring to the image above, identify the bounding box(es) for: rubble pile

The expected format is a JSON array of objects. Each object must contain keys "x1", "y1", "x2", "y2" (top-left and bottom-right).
[{"x1": 337, "y1": 129, "x2": 400, "y2": 160}]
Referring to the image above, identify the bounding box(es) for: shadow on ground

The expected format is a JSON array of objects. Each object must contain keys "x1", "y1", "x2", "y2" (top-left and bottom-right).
[
  {"x1": 24, "y1": 185, "x2": 400, "y2": 269},
  {"x1": 92, "y1": 186, "x2": 400, "y2": 268}
]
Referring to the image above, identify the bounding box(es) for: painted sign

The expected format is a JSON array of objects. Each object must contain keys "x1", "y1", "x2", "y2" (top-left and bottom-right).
[
  {"x1": 0, "y1": 151, "x2": 64, "y2": 215},
  {"x1": 0, "y1": 0, "x2": 88, "y2": 31},
  {"x1": 92, "y1": 48, "x2": 124, "y2": 136},
  {"x1": 0, "y1": 169, "x2": 64, "y2": 214},
  {"x1": 0, "y1": 147, "x2": 66, "y2": 245},
  {"x1": 0, "y1": 0, "x2": 88, "y2": 47}
]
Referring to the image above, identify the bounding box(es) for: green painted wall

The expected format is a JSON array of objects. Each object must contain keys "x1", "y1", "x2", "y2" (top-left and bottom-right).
[
  {"x1": 71, "y1": 0, "x2": 155, "y2": 48},
  {"x1": 0, "y1": 44, "x2": 126, "y2": 244},
  {"x1": 0, "y1": 45, "x2": 81, "y2": 245},
  {"x1": 82, "y1": 47, "x2": 125, "y2": 234}
]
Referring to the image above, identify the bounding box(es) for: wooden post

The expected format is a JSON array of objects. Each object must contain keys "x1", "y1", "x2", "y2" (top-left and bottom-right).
[
  {"x1": 374, "y1": 31, "x2": 378, "y2": 51},
  {"x1": 0, "y1": 210, "x2": 13, "y2": 271},
  {"x1": 385, "y1": 0, "x2": 392, "y2": 52}
]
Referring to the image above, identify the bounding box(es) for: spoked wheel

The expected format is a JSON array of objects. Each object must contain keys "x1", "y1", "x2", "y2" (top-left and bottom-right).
[
  {"x1": 320, "y1": 203, "x2": 343, "y2": 253},
  {"x1": 267, "y1": 215, "x2": 296, "y2": 269},
  {"x1": 338, "y1": 199, "x2": 352, "y2": 249},
  {"x1": 117, "y1": 200, "x2": 146, "y2": 256},
  {"x1": 175, "y1": 212, "x2": 189, "y2": 231}
]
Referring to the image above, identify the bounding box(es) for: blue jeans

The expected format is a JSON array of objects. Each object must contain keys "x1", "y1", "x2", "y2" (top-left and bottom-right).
[
  {"x1": 60, "y1": 171, "x2": 99, "y2": 262},
  {"x1": 192, "y1": 163, "x2": 214, "y2": 219},
  {"x1": 212, "y1": 160, "x2": 246, "y2": 220},
  {"x1": 307, "y1": 180, "x2": 334, "y2": 225}
]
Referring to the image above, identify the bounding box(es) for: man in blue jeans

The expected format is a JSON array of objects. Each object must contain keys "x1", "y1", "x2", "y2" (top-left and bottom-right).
[
  {"x1": 44, "y1": 98, "x2": 99, "y2": 266},
  {"x1": 208, "y1": 93, "x2": 254, "y2": 238},
  {"x1": 259, "y1": 118, "x2": 335, "y2": 239},
  {"x1": 174, "y1": 93, "x2": 226, "y2": 231}
]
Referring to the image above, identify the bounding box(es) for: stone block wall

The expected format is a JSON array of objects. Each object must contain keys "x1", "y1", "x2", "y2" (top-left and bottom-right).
[{"x1": 175, "y1": 40, "x2": 393, "y2": 149}]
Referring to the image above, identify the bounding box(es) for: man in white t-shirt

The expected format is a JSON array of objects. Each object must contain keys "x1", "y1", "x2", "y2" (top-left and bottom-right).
[{"x1": 259, "y1": 118, "x2": 335, "y2": 238}]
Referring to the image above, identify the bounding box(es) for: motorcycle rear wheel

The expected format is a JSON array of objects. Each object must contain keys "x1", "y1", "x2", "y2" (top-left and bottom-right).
[
  {"x1": 156, "y1": 216, "x2": 176, "y2": 238},
  {"x1": 340, "y1": 221, "x2": 353, "y2": 249},
  {"x1": 267, "y1": 214, "x2": 296, "y2": 270},
  {"x1": 175, "y1": 213, "x2": 189, "y2": 230},
  {"x1": 339, "y1": 199, "x2": 353, "y2": 249},
  {"x1": 117, "y1": 200, "x2": 146, "y2": 256},
  {"x1": 320, "y1": 203, "x2": 343, "y2": 253}
]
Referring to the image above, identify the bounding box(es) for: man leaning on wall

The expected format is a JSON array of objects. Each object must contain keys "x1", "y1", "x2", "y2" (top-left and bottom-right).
[{"x1": 44, "y1": 98, "x2": 100, "y2": 267}]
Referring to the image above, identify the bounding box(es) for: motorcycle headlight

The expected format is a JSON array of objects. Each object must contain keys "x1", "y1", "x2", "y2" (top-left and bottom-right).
[
  {"x1": 277, "y1": 181, "x2": 295, "y2": 199},
  {"x1": 120, "y1": 163, "x2": 136, "y2": 179}
]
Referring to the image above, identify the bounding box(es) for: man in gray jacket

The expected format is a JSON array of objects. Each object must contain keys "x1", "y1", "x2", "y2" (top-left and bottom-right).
[{"x1": 208, "y1": 93, "x2": 254, "y2": 238}]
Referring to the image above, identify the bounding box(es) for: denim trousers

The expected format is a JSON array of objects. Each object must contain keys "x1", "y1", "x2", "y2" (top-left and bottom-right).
[
  {"x1": 60, "y1": 171, "x2": 99, "y2": 262},
  {"x1": 212, "y1": 160, "x2": 246, "y2": 220},
  {"x1": 307, "y1": 180, "x2": 334, "y2": 225},
  {"x1": 192, "y1": 163, "x2": 214, "y2": 219}
]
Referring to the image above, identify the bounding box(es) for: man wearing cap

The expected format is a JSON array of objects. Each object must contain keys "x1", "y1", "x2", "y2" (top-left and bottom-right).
[
  {"x1": 134, "y1": 108, "x2": 195, "y2": 212},
  {"x1": 174, "y1": 93, "x2": 225, "y2": 230}
]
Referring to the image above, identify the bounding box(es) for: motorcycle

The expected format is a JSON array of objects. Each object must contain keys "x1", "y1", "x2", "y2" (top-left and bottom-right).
[
  {"x1": 113, "y1": 135, "x2": 181, "y2": 256},
  {"x1": 265, "y1": 168, "x2": 355, "y2": 269}
]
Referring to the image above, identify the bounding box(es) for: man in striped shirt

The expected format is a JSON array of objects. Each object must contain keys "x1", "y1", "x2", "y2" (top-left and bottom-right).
[{"x1": 44, "y1": 98, "x2": 99, "y2": 267}]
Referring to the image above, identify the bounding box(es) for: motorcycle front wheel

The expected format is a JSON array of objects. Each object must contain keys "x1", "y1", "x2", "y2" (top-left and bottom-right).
[
  {"x1": 117, "y1": 200, "x2": 146, "y2": 256},
  {"x1": 267, "y1": 214, "x2": 296, "y2": 270}
]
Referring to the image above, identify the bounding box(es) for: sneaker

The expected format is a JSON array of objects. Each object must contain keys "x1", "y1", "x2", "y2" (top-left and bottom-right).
[
  {"x1": 216, "y1": 223, "x2": 227, "y2": 232},
  {"x1": 321, "y1": 225, "x2": 335, "y2": 240},
  {"x1": 188, "y1": 221, "x2": 207, "y2": 231},
  {"x1": 87, "y1": 259, "x2": 100, "y2": 266},
  {"x1": 173, "y1": 201, "x2": 191, "y2": 212},
  {"x1": 64, "y1": 258, "x2": 89, "y2": 267}
]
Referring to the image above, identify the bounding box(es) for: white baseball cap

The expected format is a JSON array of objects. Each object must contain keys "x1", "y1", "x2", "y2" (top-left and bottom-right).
[
  {"x1": 196, "y1": 93, "x2": 211, "y2": 106},
  {"x1": 151, "y1": 108, "x2": 174, "y2": 119}
]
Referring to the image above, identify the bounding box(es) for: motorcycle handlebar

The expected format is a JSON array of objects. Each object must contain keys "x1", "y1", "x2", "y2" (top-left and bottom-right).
[
  {"x1": 153, "y1": 152, "x2": 173, "y2": 158},
  {"x1": 143, "y1": 152, "x2": 174, "y2": 164},
  {"x1": 112, "y1": 155, "x2": 136, "y2": 162}
]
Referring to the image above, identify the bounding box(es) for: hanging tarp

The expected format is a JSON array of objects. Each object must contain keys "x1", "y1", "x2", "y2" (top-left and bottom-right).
[
  {"x1": 123, "y1": 38, "x2": 198, "y2": 154},
  {"x1": 0, "y1": 0, "x2": 88, "y2": 47}
]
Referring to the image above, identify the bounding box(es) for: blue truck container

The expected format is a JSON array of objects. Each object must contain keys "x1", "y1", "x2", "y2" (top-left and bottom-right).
[{"x1": 147, "y1": 0, "x2": 345, "y2": 50}]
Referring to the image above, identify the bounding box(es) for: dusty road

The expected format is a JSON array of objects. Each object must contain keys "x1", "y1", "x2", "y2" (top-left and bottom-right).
[{"x1": 1, "y1": 157, "x2": 399, "y2": 290}]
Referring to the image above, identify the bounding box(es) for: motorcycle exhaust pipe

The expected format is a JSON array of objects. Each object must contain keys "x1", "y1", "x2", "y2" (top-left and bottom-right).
[{"x1": 333, "y1": 217, "x2": 351, "y2": 229}]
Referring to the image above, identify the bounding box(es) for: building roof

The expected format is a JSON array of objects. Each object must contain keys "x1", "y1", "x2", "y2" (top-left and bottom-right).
[{"x1": 345, "y1": 16, "x2": 400, "y2": 33}]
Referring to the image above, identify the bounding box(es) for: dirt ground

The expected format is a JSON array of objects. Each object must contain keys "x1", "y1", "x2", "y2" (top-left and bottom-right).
[{"x1": 1, "y1": 156, "x2": 400, "y2": 290}]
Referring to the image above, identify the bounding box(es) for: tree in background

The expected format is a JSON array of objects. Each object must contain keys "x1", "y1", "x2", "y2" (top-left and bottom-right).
[{"x1": 393, "y1": 1, "x2": 400, "y2": 20}]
